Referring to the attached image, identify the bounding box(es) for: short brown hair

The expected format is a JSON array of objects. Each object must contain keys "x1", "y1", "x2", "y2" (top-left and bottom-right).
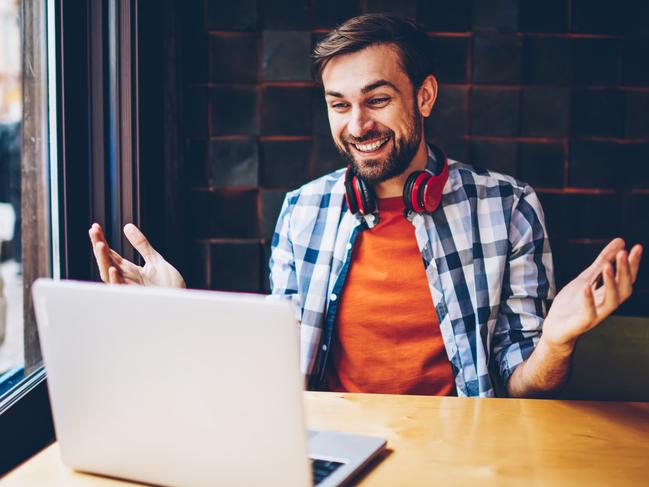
[{"x1": 312, "y1": 14, "x2": 435, "y2": 89}]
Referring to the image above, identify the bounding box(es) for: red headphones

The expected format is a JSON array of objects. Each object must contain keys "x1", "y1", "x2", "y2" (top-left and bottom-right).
[{"x1": 344, "y1": 144, "x2": 449, "y2": 217}]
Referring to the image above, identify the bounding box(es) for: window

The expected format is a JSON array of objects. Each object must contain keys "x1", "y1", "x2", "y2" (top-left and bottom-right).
[
  {"x1": 0, "y1": 0, "x2": 55, "y2": 394},
  {"x1": 0, "y1": 0, "x2": 24, "y2": 384},
  {"x1": 0, "y1": 0, "x2": 57, "y2": 473}
]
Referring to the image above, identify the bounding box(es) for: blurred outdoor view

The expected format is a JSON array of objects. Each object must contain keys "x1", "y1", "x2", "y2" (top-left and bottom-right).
[{"x1": 0, "y1": 0, "x2": 23, "y2": 379}]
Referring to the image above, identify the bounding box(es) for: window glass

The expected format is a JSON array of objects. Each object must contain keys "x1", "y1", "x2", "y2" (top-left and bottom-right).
[
  {"x1": 0, "y1": 0, "x2": 23, "y2": 384},
  {"x1": 0, "y1": 0, "x2": 53, "y2": 393}
]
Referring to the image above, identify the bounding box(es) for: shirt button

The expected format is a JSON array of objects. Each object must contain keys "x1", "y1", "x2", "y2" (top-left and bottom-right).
[
  {"x1": 346, "y1": 243, "x2": 352, "y2": 250},
  {"x1": 322, "y1": 344, "x2": 328, "y2": 351},
  {"x1": 330, "y1": 293, "x2": 337, "y2": 302}
]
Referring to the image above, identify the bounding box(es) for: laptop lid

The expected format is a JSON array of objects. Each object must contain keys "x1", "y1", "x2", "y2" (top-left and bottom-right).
[{"x1": 33, "y1": 279, "x2": 312, "y2": 487}]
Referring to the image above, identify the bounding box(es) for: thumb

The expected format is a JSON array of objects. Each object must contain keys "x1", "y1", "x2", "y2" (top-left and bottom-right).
[{"x1": 123, "y1": 223, "x2": 158, "y2": 263}]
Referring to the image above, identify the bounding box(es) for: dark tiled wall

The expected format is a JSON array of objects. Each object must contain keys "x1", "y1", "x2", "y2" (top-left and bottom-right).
[{"x1": 182, "y1": 0, "x2": 649, "y2": 315}]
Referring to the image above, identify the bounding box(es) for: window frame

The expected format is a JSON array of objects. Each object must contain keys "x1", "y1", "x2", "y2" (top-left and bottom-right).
[{"x1": 0, "y1": 0, "x2": 182, "y2": 475}]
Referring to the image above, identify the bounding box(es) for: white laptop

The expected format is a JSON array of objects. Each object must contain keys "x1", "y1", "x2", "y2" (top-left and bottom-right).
[{"x1": 32, "y1": 279, "x2": 386, "y2": 487}]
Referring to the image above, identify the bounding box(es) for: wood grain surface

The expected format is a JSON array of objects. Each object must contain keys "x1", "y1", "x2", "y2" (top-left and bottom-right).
[{"x1": 3, "y1": 392, "x2": 649, "y2": 486}]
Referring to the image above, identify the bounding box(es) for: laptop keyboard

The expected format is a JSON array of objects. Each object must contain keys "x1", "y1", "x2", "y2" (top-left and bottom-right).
[{"x1": 311, "y1": 458, "x2": 344, "y2": 485}]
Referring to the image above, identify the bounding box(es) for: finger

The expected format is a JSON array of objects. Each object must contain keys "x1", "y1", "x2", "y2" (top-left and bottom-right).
[
  {"x1": 600, "y1": 263, "x2": 619, "y2": 314},
  {"x1": 628, "y1": 244, "x2": 643, "y2": 283},
  {"x1": 582, "y1": 284, "x2": 597, "y2": 324},
  {"x1": 123, "y1": 223, "x2": 158, "y2": 263},
  {"x1": 108, "y1": 266, "x2": 123, "y2": 285},
  {"x1": 109, "y1": 248, "x2": 125, "y2": 265},
  {"x1": 615, "y1": 250, "x2": 632, "y2": 301},
  {"x1": 584, "y1": 238, "x2": 626, "y2": 283},
  {"x1": 88, "y1": 222, "x2": 107, "y2": 247},
  {"x1": 94, "y1": 241, "x2": 113, "y2": 283},
  {"x1": 112, "y1": 256, "x2": 143, "y2": 283}
]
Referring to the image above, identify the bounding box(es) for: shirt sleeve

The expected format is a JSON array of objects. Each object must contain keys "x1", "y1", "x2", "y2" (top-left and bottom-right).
[
  {"x1": 492, "y1": 184, "x2": 556, "y2": 387},
  {"x1": 268, "y1": 192, "x2": 302, "y2": 322}
]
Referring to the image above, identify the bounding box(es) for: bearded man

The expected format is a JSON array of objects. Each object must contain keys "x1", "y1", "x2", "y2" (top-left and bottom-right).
[{"x1": 89, "y1": 14, "x2": 643, "y2": 398}]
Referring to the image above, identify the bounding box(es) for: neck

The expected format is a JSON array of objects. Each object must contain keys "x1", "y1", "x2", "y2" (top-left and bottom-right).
[{"x1": 373, "y1": 139, "x2": 428, "y2": 199}]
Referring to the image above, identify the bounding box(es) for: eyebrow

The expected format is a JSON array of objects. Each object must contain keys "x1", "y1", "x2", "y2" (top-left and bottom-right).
[{"x1": 324, "y1": 79, "x2": 401, "y2": 98}]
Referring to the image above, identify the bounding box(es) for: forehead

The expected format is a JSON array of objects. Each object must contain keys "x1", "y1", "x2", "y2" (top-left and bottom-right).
[{"x1": 321, "y1": 44, "x2": 410, "y2": 96}]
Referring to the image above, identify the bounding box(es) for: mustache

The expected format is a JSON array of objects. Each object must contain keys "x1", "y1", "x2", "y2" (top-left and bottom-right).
[{"x1": 341, "y1": 129, "x2": 393, "y2": 145}]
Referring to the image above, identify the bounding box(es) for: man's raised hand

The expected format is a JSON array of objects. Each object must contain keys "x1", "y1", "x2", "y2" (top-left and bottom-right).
[
  {"x1": 541, "y1": 238, "x2": 643, "y2": 352},
  {"x1": 88, "y1": 223, "x2": 186, "y2": 288}
]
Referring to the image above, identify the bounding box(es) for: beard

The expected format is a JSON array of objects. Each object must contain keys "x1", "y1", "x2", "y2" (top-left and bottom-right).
[{"x1": 336, "y1": 105, "x2": 423, "y2": 185}]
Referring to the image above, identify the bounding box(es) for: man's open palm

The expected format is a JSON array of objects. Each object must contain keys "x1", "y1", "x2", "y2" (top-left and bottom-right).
[
  {"x1": 542, "y1": 238, "x2": 643, "y2": 351},
  {"x1": 88, "y1": 223, "x2": 186, "y2": 288}
]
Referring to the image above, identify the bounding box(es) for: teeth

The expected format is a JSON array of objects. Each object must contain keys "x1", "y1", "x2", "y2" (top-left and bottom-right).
[{"x1": 354, "y1": 137, "x2": 388, "y2": 153}]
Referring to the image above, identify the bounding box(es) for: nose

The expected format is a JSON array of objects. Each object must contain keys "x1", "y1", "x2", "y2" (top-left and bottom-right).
[{"x1": 347, "y1": 106, "x2": 374, "y2": 139}]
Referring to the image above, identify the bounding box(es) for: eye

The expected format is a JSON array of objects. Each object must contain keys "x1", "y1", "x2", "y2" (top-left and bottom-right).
[
  {"x1": 368, "y1": 97, "x2": 390, "y2": 107},
  {"x1": 329, "y1": 102, "x2": 350, "y2": 111}
]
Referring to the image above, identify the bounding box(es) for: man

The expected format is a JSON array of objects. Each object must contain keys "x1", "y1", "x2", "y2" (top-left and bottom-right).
[{"x1": 89, "y1": 14, "x2": 643, "y2": 398}]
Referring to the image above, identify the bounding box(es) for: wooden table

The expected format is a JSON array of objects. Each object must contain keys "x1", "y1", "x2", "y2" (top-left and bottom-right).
[{"x1": 3, "y1": 392, "x2": 649, "y2": 486}]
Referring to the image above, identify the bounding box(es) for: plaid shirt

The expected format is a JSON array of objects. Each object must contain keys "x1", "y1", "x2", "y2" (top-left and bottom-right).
[{"x1": 269, "y1": 146, "x2": 556, "y2": 397}]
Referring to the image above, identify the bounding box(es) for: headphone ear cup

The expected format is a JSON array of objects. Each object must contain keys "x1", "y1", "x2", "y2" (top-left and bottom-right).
[
  {"x1": 344, "y1": 167, "x2": 360, "y2": 215},
  {"x1": 404, "y1": 171, "x2": 430, "y2": 213},
  {"x1": 354, "y1": 176, "x2": 377, "y2": 215},
  {"x1": 403, "y1": 171, "x2": 420, "y2": 212}
]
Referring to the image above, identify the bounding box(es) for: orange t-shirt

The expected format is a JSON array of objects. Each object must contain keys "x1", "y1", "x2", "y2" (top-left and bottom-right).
[{"x1": 325, "y1": 196, "x2": 456, "y2": 396}]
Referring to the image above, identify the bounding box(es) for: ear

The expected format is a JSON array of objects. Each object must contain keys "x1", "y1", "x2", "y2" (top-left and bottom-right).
[{"x1": 417, "y1": 75, "x2": 438, "y2": 118}]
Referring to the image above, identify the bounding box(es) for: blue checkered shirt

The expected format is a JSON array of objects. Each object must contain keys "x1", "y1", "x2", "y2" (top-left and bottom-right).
[{"x1": 269, "y1": 147, "x2": 556, "y2": 397}]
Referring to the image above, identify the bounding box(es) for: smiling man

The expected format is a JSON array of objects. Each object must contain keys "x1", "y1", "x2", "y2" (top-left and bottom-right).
[{"x1": 89, "y1": 14, "x2": 642, "y2": 398}]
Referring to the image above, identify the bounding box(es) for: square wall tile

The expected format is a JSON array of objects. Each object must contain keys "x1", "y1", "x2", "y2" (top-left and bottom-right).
[
  {"x1": 186, "y1": 242, "x2": 210, "y2": 289},
  {"x1": 573, "y1": 38, "x2": 619, "y2": 86},
  {"x1": 620, "y1": 194, "x2": 649, "y2": 247},
  {"x1": 521, "y1": 87, "x2": 571, "y2": 137},
  {"x1": 211, "y1": 87, "x2": 258, "y2": 135},
  {"x1": 425, "y1": 86, "x2": 468, "y2": 136},
  {"x1": 261, "y1": 242, "x2": 272, "y2": 293},
  {"x1": 209, "y1": 139, "x2": 259, "y2": 188},
  {"x1": 260, "y1": 139, "x2": 311, "y2": 189},
  {"x1": 430, "y1": 36, "x2": 469, "y2": 84},
  {"x1": 206, "y1": 0, "x2": 259, "y2": 31},
  {"x1": 572, "y1": 0, "x2": 621, "y2": 34},
  {"x1": 469, "y1": 139, "x2": 518, "y2": 177},
  {"x1": 619, "y1": 0, "x2": 649, "y2": 35},
  {"x1": 523, "y1": 36, "x2": 572, "y2": 85},
  {"x1": 623, "y1": 36, "x2": 649, "y2": 85},
  {"x1": 572, "y1": 89, "x2": 624, "y2": 137},
  {"x1": 260, "y1": 189, "x2": 288, "y2": 239},
  {"x1": 260, "y1": 86, "x2": 312, "y2": 135},
  {"x1": 537, "y1": 192, "x2": 619, "y2": 239},
  {"x1": 569, "y1": 139, "x2": 621, "y2": 188},
  {"x1": 312, "y1": 88, "x2": 331, "y2": 135},
  {"x1": 625, "y1": 90, "x2": 649, "y2": 138},
  {"x1": 188, "y1": 190, "x2": 259, "y2": 238},
  {"x1": 472, "y1": 0, "x2": 518, "y2": 33},
  {"x1": 262, "y1": 0, "x2": 311, "y2": 29},
  {"x1": 470, "y1": 87, "x2": 520, "y2": 136},
  {"x1": 427, "y1": 136, "x2": 468, "y2": 163},
  {"x1": 313, "y1": 135, "x2": 345, "y2": 178},
  {"x1": 417, "y1": 0, "x2": 471, "y2": 32},
  {"x1": 262, "y1": 31, "x2": 312, "y2": 81},
  {"x1": 519, "y1": 0, "x2": 569, "y2": 33},
  {"x1": 313, "y1": 0, "x2": 362, "y2": 29},
  {"x1": 210, "y1": 35, "x2": 259, "y2": 83},
  {"x1": 365, "y1": 0, "x2": 418, "y2": 18},
  {"x1": 472, "y1": 34, "x2": 522, "y2": 84},
  {"x1": 210, "y1": 241, "x2": 262, "y2": 292},
  {"x1": 619, "y1": 143, "x2": 649, "y2": 189},
  {"x1": 519, "y1": 141, "x2": 564, "y2": 189}
]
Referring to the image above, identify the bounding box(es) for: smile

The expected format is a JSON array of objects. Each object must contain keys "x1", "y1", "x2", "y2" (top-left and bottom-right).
[{"x1": 353, "y1": 137, "x2": 390, "y2": 153}]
